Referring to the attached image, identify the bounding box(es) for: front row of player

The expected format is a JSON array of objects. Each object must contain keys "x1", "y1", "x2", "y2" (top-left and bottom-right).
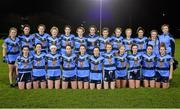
[{"x1": 15, "y1": 42, "x2": 174, "y2": 90}]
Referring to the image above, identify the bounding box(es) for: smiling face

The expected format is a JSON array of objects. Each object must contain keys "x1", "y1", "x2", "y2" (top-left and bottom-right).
[
  {"x1": 51, "y1": 29, "x2": 58, "y2": 37},
  {"x1": 23, "y1": 27, "x2": 30, "y2": 35},
  {"x1": 89, "y1": 27, "x2": 96, "y2": 35},
  {"x1": 102, "y1": 30, "x2": 109, "y2": 37},
  {"x1": 160, "y1": 46, "x2": 166, "y2": 55},
  {"x1": 138, "y1": 30, "x2": 144, "y2": 38},
  {"x1": 119, "y1": 46, "x2": 125, "y2": 54},
  {"x1": 38, "y1": 26, "x2": 45, "y2": 34},
  {"x1": 146, "y1": 46, "x2": 153, "y2": 54},
  {"x1": 93, "y1": 48, "x2": 99, "y2": 56},
  {"x1": 115, "y1": 29, "x2": 122, "y2": 37},
  {"x1": 9, "y1": 29, "x2": 17, "y2": 38},
  {"x1": 125, "y1": 29, "x2": 132, "y2": 38},
  {"x1": 77, "y1": 28, "x2": 84, "y2": 37},
  {"x1": 65, "y1": 27, "x2": 71, "y2": 35},
  {"x1": 80, "y1": 45, "x2": 86, "y2": 55},
  {"x1": 66, "y1": 46, "x2": 72, "y2": 54},
  {"x1": 23, "y1": 47, "x2": 29, "y2": 56},
  {"x1": 106, "y1": 44, "x2": 112, "y2": 52},
  {"x1": 162, "y1": 26, "x2": 169, "y2": 34},
  {"x1": 132, "y1": 45, "x2": 138, "y2": 54},
  {"x1": 151, "y1": 31, "x2": 157, "y2": 40},
  {"x1": 35, "y1": 44, "x2": 42, "y2": 53}
]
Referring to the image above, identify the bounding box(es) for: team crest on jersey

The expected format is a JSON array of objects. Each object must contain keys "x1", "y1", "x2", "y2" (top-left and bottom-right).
[{"x1": 52, "y1": 58, "x2": 56, "y2": 65}]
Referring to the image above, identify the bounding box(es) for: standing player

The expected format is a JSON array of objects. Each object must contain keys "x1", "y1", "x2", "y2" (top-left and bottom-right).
[
  {"x1": 16, "y1": 46, "x2": 33, "y2": 90},
  {"x1": 155, "y1": 43, "x2": 174, "y2": 88},
  {"x1": 32, "y1": 43, "x2": 46, "y2": 89},
  {"x1": 158, "y1": 24, "x2": 175, "y2": 56},
  {"x1": 112, "y1": 27, "x2": 124, "y2": 55},
  {"x1": 61, "y1": 25, "x2": 75, "y2": 55},
  {"x1": 86, "y1": 25, "x2": 99, "y2": 55},
  {"x1": 147, "y1": 30, "x2": 160, "y2": 55},
  {"x1": 123, "y1": 28, "x2": 134, "y2": 54},
  {"x1": 77, "y1": 45, "x2": 90, "y2": 89},
  {"x1": 103, "y1": 43, "x2": 116, "y2": 89},
  {"x1": 34, "y1": 24, "x2": 50, "y2": 53},
  {"x1": 89, "y1": 47, "x2": 104, "y2": 89},
  {"x1": 134, "y1": 27, "x2": 148, "y2": 55},
  {"x1": 46, "y1": 45, "x2": 61, "y2": 89},
  {"x1": 2, "y1": 27, "x2": 20, "y2": 87},
  {"x1": 127, "y1": 44, "x2": 142, "y2": 88},
  {"x1": 62, "y1": 45, "x2": 77, "y2": 89},
  {"x1": 18, "y1": 24, "x2": 34, "y2": 55},
  {"x1": 99, "y1": 27, "x2": 112, "y2": 55},
  {"x1": 47, "y1": 26, "x2": 61, "y2": 54},
  {"x1": 141, "y1": 45, "x2": 156, "y2": 88},
  {"x1": 115, "y1": 45, "x2": 128, "y2": 88},
  {"x1": 74, "y1": 26, "x2": 87, "y2": 54}
]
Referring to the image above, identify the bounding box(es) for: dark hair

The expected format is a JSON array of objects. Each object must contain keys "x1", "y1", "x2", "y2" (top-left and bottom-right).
[
  {"x1": 64, "y1": 25, "x2": 71, "y2": 30},
  {"x1": 22, "y1": 45, "x2": 29, "y2": 50},
  {"x1": 105, "y1": 42, "x2": 112, "y2": 48},
  {"x1": 38, "y1": 24, "x2": 46, "y2": 29},
  {"x1": 146, "y1": 44, "x2": 153, "y2": 49},
  {"x1": 76, "y1": 26, "x2": 85, "y2": 33},
  {"x1": 136, "y1": 27, "x2": 145, "y2": 34},
  {"x1": 23, "y1": 24, "x2": 30, "y2": 30},
  {"x1": 89, "y1": 25, "x2": 97, "y2": 31},
  {"x1": 159, "y1": 42, "x2": 166, "y2": 50},
  {"x1": 102, "y1": 27, "x2": 109, "y2": 32},
  {"x1": 131, "y1": 43, "x2": 138, "y2": 53},
  {"x1": 161, "y1": 24, "x2": 169, "y2": 29}
]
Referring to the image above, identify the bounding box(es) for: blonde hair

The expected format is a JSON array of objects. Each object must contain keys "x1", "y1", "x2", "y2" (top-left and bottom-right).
[
  {"x1": 50, "y1": 26, "x2": 59, "y2": 33},
  {"x1": 9, "y1": 27, "x2": 17, "y2": 35},
  {"x1": 76, "y1": 26, "x2": 85, "y2": 33}
]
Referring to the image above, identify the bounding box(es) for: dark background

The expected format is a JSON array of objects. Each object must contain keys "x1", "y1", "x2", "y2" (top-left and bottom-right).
[{"x1": 0, "y1": 0, "x2": 179, "y2": 37}]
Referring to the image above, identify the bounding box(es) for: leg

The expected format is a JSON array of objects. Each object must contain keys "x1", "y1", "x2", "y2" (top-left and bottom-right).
[
  {"x1": 8, "y1": 64, "x2": 14, "y2": 85},
  {"x1": 155, "y1": 82, "x2": 161, "y2": 88},
  {"x1": 18, "y1": 82, "x2": 25, "y2": 90},
  {"x1": 110, "y1": 81, "x2": 115, "y2": 89},
  {"x1": 78, "y1": 81, "x2": 83, "y2": 89},
  {"x1": 90, "y1": 83, "x2": 95, "y2": 90},
  {"x1": 84, "y1": 82, "x2": 89, "y2": 89},
  {"x1": 129, "y1": 80, "x2": 135, "y2": 88},
  {"x1": 97, "y1": 83, "x2": 102, "y2": 90},
  {"x1": 104, "y1": 81, "x2": 109, "y2": 89},
  {"x1": 150, "y1": 80, "x2": 155, "y2": 88},
  {"x1": 135, "y1": 80, "x2": 140, "y2": 88},
  {"x1": 116, "y1": 80, "x2": 120, "y2": 88},
  {"x1": 71, "y1": 81, "x2": 77, "y2": 89},
  {"x1": 48, "y1": 80, "x2": 54, "y2": 89},
  {"x1": 33, "y1": 81, "x2": 39, "y2": 89},
  {"x1": 121, "y1": 80, "x2": 127, "y2": 88},
  {"x1": 40, "y1": 81, "x2": 46, "y2": 89},
  {"x1": 143, "y1": 80, "x2": 149, "y2": 88},
  {"x1": 55, "y1": 79, "x2": 60, "y2": 89},
  {"x1": 62, "y1": 81, "x2": 68, "y2": 89},
  {"x1": 26, "y1": 82, "x2": 32, "y2": 90},
  {"x1": 162, "y1": 82, "x2": 169, "y2": 89}
]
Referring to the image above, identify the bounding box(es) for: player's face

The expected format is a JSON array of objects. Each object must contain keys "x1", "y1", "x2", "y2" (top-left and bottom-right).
[
  {"x1": 51, "y1": 47, "x2": 57, "y2": 53},
  {"x1": 38, "y1": 26, "x2": 45, "y2": 34},
  {"x1": 89, "y1": 28, "x2": 96, "y2": 35},
  {"x1": 23, "y1": 27, "x2": 30, "y2": 35},
  {"x1": 66, "y1": 46, "x2": 72, "y2": 54},
  {"x1": 102, "y1": 30, "x2": 109, "y2": 37},
  {"x1": 80, "y1": 46, "x2": 86, "y2": 54},
  {"x1": 51, "y1": 30, "x2": 58, "y2": 37},
  {"x1": 162, "y1": 26, "x2": 169, "y2": 34},
  {"x1": 126, "y1": 30, "x2": 132, "y2": 38},
  {"x1": 36, "y1": 45, "x2": 42, "y2": 52},
  {"x1": 106, "y1": 44, "x2": 112, "y2": 52},
  {"x1": 9, "y1": 30, "x2": 17, "y2": 38},
  {"x1": 65, "y1": 27, "x2": 71, "y2": 34},
  {"x1": 132, "y1": 46, "x2": 138, "y2": 54},
  {"x1": 93, "y1": 48, "x2": 99, "y2": 56},
  {"x1": 115, "y1": 29, "x2": 122, "y2": 37},
  {"x1": 138, "y1": 30, "x2": 144, "y2": 37},
  {"x1": 23, "y1": 48, "x2": 29, "y2": 56},
  {"x1": 119, "y1": 46, "x2": 125, "y2": 54},
  {"x1": 151, "y1": 32, "x2": 157, "y2": 40},
  {"x1": 147, "y1": 46, "x2": 153, "y2": 54},
  {"x1": 77, "y1": 29, "x2": 84, "y2": 37},
  {"x1": 160, "y1": 47, "x2": 166, "y2": 55}
]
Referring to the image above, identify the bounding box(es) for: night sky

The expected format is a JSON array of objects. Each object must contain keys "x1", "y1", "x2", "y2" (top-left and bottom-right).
[{"x1": 0, "y1": 0, "x2": 179, "y2": 36}]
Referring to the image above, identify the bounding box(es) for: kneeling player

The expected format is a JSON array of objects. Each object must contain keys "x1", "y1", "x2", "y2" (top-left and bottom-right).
[
  {"x1": 103, "y1": 43, "x2": 116, "y2": 89},
  {"x1": 16, "y1": 46, "x2": 33, "y2": 90},
  {"x1": 46, "y1": 45, "x2": 61, "y2": 89},
  {"x1": 62, "y1": 45, "x2": 77, "y2": 89},
  {"x1": 77, "y1": 45, "x2": 90, "y2": 89},
  {"x1": 142, "y1": 45, "x2": 156, "y2": 88},
  {"x1": 115, "y1": 45, "x2": 128, "y2": 88},
  {"x1": 155, "y1": 43, "x2": 173, "y2": 89},
  {"x1": 32, "y1": 43, "x2": 46, "y2": 89},
  {"x1": 127, "y1": 44, "x2": 142, "y2": 88},
  {"x1": 89, "y1": 47, "x2": 104, "y2": 89}
]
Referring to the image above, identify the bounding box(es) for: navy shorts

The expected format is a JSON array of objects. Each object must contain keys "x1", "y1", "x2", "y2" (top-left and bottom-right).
[
  {"x1": 155, "y1": 72, "x2": 169, "y2": 83},
  {"x1": 129, "y1": 70, "x2": 141, "y2": 80},
  {"x1": 17, "y1": 73, "x2": 32, "y2": 82},
  {"x1": 47, "y1": 76, "x2": 60, "y2": 81},
  {"x1": 8, "y1": 61, "x2": 15, "y2": 65},
  {"x1": 90, "y1": 80, "x2": 101, "y2": 84},
  {"x1": 32, "y1": 76, "x2": 46, "y2": 82},
  {"x1": 143, "y1": 76, "x2": 155, "y2": 80},
  {"x1": 104, "y1": 70, "x2": 115, "y2": 82},
  {"x1": 116, "y1": 76, "x2": 127, "y2": 80},
  {"x1": 62, "y1": 76, "x2": 76, "y2": 82},
  {"x1": 77, "y1": 76, "x2": 89, "y2": 82}
]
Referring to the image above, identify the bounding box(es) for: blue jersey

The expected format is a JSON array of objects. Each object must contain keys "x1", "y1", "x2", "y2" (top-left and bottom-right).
[
  {"x1": 156, "y1": 54, "x2": 172, "y2": 77},
  {"x1": 61, "y1": 34, "x2": 75, "y2": 54},
  {"x1": 112, "y1": 35, "x2": 123, "y2": 53},
  {"x1": 115, "y1": 52, "x2": 128, "y2": 77},
  {"x1": 134, "y1": 37, "x2": 148, "y2": 54},
  {"x1": 4, "y1": 37, "x2": 20, "y2": 63},
  {"x1": 46, "y1": 53, "x2": 61, "y2": 77},
  {"x1": 74, "y1": 36, "x2": 87, "y2": 54},
  {"x1": 77, "y1": 54, "x2": 90, "y2": 77},
  {"x1": 103, "y1": 51, "x2": 116, "y2": 71},
  {"x1": 147, "y1": 39, "x2": 160, "y2": 55},
  {"x1": 34, "y1": 33, "x2": 50, "y2": 53},
  {"x1": 16, "y1": 55, "x2": 33, "y2": 74},
  {"x1": 99, "y1": 36, "x2": 112, "y2": 55},
  {"x1": 62, "y1": 53, "x2": 76, "y2": 77},
  {"x1": 89, "y1": 56, "x2": 104, "y2": 80},
  {"x1": 127, "y1": 53, "x2": 142, "y2": 73},
  {"x1": 18, "y1": 34, "x2": 34, "y2": 55},
  {"x1": 86, "y1": 34, "x2": 99, "y2": 55},
  {"x1": 47, "y1": 36, "x2": 61, "y2": 54},
  {"x1": 32, "y1": 53, "x2": 46, "y2": 77},
  {"x1": 141, "y1": 53, "x2": 156, "y2": 77},
  {"x1": 158, "y1": 33, "x2": 175, "y2": 55},
  {"x1": 123, "y1": 38, "x2": 134, "y2": 54}
]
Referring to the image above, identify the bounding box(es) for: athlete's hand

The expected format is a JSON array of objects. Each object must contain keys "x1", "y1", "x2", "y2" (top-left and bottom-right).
[{"x1": 3, "y1": 56, "x2": 7, "y2": 63}]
